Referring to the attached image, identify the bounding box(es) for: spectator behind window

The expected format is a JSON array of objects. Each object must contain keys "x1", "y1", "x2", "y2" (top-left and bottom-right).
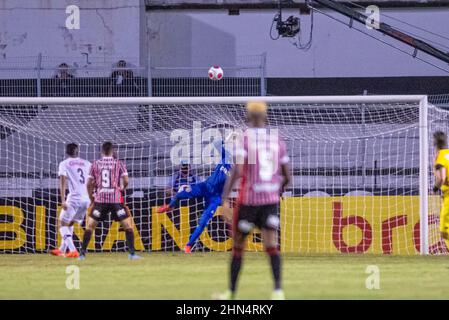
[
  {"x1": 52, "y1": 63, "x2": 75, "y2": 97},
  {"x1": 111, "y1": 60, "x2": 134, "y2": 85},
  {"x1": 109, "y1": 59, "x2": 139, "y2": 96},
  {"x1": 55, "y1": 63, "x2": 74, "y2": 80}
]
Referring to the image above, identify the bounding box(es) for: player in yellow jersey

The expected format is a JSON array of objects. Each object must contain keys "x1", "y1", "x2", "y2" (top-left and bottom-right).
[{"x1": 433, "y1": 131, "x2": 449, "y2": 249}]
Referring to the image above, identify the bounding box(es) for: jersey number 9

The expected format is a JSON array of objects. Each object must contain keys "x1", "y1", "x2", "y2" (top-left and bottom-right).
[{"x1": 101, "y1": 169, "x2": 111, "y2": 188}]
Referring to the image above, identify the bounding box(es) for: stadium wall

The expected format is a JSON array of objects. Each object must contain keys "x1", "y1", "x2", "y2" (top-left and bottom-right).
[
  {"x1": 0, "y1": 0, "x2": 449, "y2": 78},
  {"x1": 0, "y1": 0, "x2": 147, "y2": 67},
  {"x1": 1, "y1": 2, "x2": 449, "y2": 81},
  {"x1": 148, "y1": 8, "x2": 449, "y2": 77}
]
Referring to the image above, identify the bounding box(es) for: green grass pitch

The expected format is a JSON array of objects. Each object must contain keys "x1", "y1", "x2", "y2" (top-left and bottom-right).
[{"x1": 1, "y1": 252, "x2": 449, "y2": 299}]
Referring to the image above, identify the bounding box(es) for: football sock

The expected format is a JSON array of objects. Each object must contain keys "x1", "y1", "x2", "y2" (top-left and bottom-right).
[
  {"x1": 58, "y1": 227, "x2": 67, "y2": 253},
  {"x1": 266, "y1": 247, "x2": 281, "y2": 290},
  {"x1": 67, "y1": 226, "x2": 76, "y2": 252},
  {"x1": 60, "y1": 226, "x2": 76, "y2": 252},
  {"x1": 187, "y1": 210, "x2": 213, "y2": 247},
  {"x1": 168, "y1": 197, "x2": 177, "y2": 208},
  {"x1": 230, "y1": 247, "x2": 244, "y2": 294},
  {"x1": 81, "y1": 229, "x2": 93, "y2": 255},
  {"x1": 125, "y1": 229, "x2": 135, "y2": 255}
]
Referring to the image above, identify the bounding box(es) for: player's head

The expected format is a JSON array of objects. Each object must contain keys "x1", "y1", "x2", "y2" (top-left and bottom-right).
[
  {"x1": 433, "y1": 131, "x2": 447, "y2": 150},
  {"x1": 246, "y1": 101, "x2": 267, "y2": 128},
  {"x1": 66, "y1": 143, "x2": 79, "y2": 157},
  {"x1": 179, "y1": 160, "x2": 190, "y2": 176},
  {"x1": 58, "y1": 63, "x2": 68, "y2": 71},
  {"x1": 102, "y1": 141, "x2": 115, "y2": 156}
]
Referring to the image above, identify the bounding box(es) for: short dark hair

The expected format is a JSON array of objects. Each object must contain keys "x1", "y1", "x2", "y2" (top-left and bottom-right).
[
  {"x1": 433, "y1": 131, "x2": 447, "y2": 149},
  {"x1": 102, "y1": 141, "x2": 114, "y2": 155},
  {"x1": 66, "y1": 143, "x2": 79, "y2": 157}
]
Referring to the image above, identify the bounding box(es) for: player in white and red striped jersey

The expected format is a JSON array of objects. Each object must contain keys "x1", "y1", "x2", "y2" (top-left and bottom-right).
[
  {"x1": 218, "y1": 101, "x2": 290, "y2": 300},
  {"x1": 78, "y1": 141, "x2": 141, "y2": 260}
]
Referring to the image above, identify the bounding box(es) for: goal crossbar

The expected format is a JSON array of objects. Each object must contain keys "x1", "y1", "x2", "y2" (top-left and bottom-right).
[{"x1": 0, "y1": 95, "x2": 427, "y2": 105}]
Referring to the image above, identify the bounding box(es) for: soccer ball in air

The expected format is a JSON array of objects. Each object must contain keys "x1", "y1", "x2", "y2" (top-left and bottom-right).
[{"x1": 208, "y1": 66, "x2": 224, "y2": 81}]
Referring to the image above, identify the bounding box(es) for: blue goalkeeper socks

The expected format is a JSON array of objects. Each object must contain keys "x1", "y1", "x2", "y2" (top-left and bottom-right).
[
  {"x1": 168, "y1": 197, "x2": 177, "y2": 208},
  {"x1": 187, "y1": 210, "x2": 214, "y2": 246}
]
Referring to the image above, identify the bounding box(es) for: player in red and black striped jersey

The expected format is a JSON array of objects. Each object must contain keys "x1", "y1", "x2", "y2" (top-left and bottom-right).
[
  {"x1": 218, "y1": 101, "x2": 290, "y2": 300},
  {"x1": 79, "y1": 141, "x2": 142, "y2": 260}
]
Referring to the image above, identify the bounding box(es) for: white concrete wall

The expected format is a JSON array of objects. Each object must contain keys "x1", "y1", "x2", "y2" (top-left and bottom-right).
[
  {"x1": 0, "y1": 0, "x2": 146, "y2": 66},
  {"x1": 0, "y1": 1, "x2": 448, "y2": 77},
  {"x1": 148, "y1": 8, "x2": 449, "y2": 77}
]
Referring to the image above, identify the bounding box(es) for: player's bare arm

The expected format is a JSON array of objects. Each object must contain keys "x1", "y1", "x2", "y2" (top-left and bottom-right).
[
  {"x1": 84, "y1": 176, "x2": 97, "y2": 231},
  {"x1": 87, "y1": 176, "x2": 95, "y2": 204},
  {"x1": 58, "y1": 174, "x2": 74, "y2": 228},
  {"x1": 280, "y1": 163, "x2": 291, "y2": 194},
  {"x1": 221, "y1": 163, "x2": 242, "y2": 207},
  {"x1": 59, "y1": 175, "x2": 67, "y2": 210},
  {"x1": 119, "y1": 174, "x2": 134, "y2": 228},
  {"x1": 122, "y1": 174, "x2": 129, "y2": 191},
  {"x1": 434, "y1": 165, "x2": 446, "y2": 193}
]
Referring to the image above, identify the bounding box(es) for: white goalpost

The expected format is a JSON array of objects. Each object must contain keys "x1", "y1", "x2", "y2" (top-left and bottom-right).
[{"x1": 0, "y1": 95, "x2": 445, "y2": 255}]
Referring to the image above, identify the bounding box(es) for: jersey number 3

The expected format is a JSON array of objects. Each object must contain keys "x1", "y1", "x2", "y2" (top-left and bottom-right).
[{"x1": 77, "y1": 168, "x2": 85, "y2": 184}]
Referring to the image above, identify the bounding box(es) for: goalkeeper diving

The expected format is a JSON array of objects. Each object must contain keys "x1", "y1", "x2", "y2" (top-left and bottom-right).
[{"x1": 157, "y1": 132, "x2": 235, "y2": 253}]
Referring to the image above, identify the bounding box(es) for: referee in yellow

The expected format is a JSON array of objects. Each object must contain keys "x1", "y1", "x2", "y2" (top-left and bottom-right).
[{"x1": 433, "y1": 131, "x2": 449, "y2": 249}]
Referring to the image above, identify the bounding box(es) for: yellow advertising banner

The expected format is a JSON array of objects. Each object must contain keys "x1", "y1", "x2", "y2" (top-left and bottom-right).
[
  {"x1": 0, "y1": 196, "x2": 446, "y2": 254},
  {"x1": 281, "y1": 196, "x2": 444, "y2": 254}
]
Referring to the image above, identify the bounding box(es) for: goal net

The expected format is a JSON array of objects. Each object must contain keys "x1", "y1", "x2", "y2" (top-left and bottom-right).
[{"x1": 0, "y1": 96, "x2": 445, "y2": 254}]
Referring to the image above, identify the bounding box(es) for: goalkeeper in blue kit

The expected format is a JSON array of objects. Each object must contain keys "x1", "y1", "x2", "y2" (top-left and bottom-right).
[{"x1": 157, "y1": 135, "x2": 233, "y2": 253}]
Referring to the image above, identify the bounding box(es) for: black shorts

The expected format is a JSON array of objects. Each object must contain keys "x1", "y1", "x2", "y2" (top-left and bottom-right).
[
  {"x1": 89, "y1": 203, "x2": 129, "y2": 222},
  {"x1": 235, "y1": 204, "x2": 280, "y2": 234}
]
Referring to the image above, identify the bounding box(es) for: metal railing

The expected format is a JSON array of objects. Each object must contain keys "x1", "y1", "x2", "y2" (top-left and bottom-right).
[
  {"x1": 149, "y1": 54, "x2": 267, "y2": 96},
  {"x1": 0, "y1": 53, "x2": 267, "y2": 97}
]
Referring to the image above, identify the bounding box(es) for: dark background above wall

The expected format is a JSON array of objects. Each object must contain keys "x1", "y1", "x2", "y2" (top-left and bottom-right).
[{"x1": 267, "y1": 77, "x2": 449, "y2": 96}]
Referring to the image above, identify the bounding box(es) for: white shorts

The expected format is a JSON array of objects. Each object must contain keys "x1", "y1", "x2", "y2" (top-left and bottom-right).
[{"x1": 59, "y1": 199, "x2": 90, "y2": 224}]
